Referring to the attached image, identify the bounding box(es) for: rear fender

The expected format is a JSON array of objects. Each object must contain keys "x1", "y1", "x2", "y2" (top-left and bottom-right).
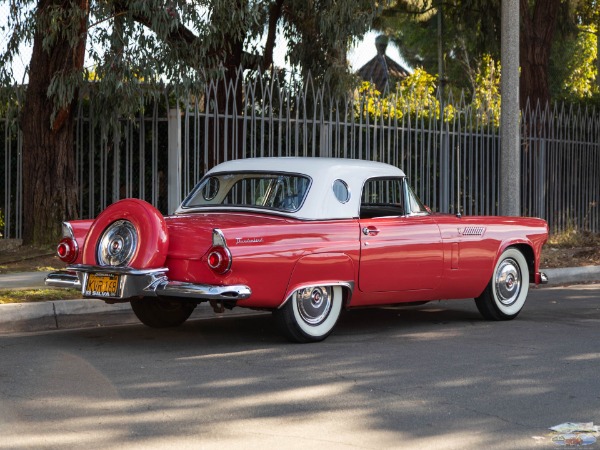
[
  {"x1": 64, "y1": 219, "x2": 94, "y2": 265},
  {"x1": 281, "y1": 253, "x2": 356, "y2": 308}
]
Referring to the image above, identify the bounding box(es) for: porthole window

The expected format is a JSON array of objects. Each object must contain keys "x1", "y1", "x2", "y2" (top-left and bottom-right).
[{"x1": 332, "y1": 179, "x2": 350, "y2": 204}]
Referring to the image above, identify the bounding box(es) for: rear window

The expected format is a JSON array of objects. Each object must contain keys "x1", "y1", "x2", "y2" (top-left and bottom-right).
[{"x1": 182, "y1": 172, "x2": 311, "y2": 213}]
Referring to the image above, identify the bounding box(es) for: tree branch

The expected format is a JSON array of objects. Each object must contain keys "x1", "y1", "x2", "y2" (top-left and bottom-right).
[{"x1": 262, "y1": 0, "x2": 285, "y2": 70}]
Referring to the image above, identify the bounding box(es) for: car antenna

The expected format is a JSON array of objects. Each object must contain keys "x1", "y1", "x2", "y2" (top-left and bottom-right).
[{"x1": 456, "y1": 144, "x2": 462, "y2": 219}]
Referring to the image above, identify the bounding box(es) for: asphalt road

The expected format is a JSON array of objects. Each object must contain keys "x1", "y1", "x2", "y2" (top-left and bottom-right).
[{"x1": 1, "y1": 284, "x2": 599, "y2": 450}]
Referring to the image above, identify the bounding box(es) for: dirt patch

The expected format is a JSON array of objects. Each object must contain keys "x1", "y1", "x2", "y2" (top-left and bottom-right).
[
  {"x1": 0, "y1": 246, "x2": 66, "y2": 274},
  {"x1": 540, "y1": 246, "x2": 600, "y2": 269}
]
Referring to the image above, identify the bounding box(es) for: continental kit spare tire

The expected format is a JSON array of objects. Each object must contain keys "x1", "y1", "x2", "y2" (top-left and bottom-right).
[{"x1": 82, "y1": 199, "x2": 169, "y2": 269}]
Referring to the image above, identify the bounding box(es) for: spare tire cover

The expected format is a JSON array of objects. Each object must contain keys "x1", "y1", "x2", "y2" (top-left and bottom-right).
[{"x1": 82, "y1": 199, "x2": 169, "y2": 269}]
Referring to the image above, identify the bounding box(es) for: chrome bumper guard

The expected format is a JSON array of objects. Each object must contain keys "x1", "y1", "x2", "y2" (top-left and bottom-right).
[
  {"x1": 45, "y1": 265, "x2": 252, "y2": 302},
  {"x1": 538, "y1": 272, "x2": 549, "y2": 285}
]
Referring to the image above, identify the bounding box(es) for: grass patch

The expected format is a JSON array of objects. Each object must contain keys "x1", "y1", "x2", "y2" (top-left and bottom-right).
[{"x1": 0, "y1": 288, "x2": 82, "y2": 304}]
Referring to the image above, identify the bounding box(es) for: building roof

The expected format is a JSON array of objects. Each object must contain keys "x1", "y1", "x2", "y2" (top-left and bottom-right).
[{"x1": 357, "y1": 35, "x2": 410, "y2": 93}]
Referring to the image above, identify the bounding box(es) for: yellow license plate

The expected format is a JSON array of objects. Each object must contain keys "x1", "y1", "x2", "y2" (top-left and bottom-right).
[{"x1": 84, "y1": 273, "x2": 121, "y2": 297}]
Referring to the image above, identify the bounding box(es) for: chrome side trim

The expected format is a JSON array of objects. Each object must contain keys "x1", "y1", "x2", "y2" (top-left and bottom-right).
[
  {"x1": 62, "y1": 222, "x2": 75, "y2": 239},
  {"x1": 45, "y1": 265, "x2": 251, "y2": 302},
  {"x1": 155, "y1": 281, "x2": 251, "y2": 300},
  {"x1": 212, "y1": 228, "x2": 227, "y2": 246}
]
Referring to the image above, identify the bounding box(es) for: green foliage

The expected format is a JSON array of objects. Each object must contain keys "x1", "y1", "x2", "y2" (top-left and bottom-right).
[
  {"x1": 1, "y1": 0, "x2": 379, "y2": 121},
  {"x1": 557, "y1": 24, "x2": 598, "y2": 100},
  {"x1": 0, "y1": 209, "x2": 4, "y2": 237},
  {"x1": 0, "y1": 1, "x2": 35, "y2": 86},
  {"x1": 283, "y1": 0, "x2": 379, "y2": 92},
  {"x1": 472, "y1": 54, "x2": 501, "y2": 126},
  {"x1": 374, "y1": 0, "x2": 599, "y2": 104},
  {"x1": 373, "y1": 0, "x2": 501, "y2": 95}
]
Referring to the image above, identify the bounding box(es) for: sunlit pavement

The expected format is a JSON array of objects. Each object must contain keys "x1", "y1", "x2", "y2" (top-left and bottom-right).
[{"x1": 0, "y1": 284, "x2": 599, "y2": 449}]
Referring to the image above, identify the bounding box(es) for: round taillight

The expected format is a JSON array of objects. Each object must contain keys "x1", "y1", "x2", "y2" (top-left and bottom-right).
[
  {"x1": 57, "y1": 238, "x2": 78, "y2": 264},
  {"x1": 207, "y1": 246, "x2": 231, "y2": 274}
]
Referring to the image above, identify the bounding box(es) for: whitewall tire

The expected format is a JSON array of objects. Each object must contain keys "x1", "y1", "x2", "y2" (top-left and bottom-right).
[
  {"x1": 475, "y1": 248, "x2": 530, "y2": 320},
  {"x1": 273, "y1": 285, "x2": 343, "y2": 343}
]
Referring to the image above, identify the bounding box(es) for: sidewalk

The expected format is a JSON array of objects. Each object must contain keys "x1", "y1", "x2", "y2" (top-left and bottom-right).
[
  {"x1": 1, "y1": 265, "x2": 600, "y2": 334},
  {"x1": 0, "y1": 270, "x2": 267, "y2": 333}
]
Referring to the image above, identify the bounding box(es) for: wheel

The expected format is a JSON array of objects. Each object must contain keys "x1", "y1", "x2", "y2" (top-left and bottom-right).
[
  {"x1": 475, "y1": 248, "x2": 530, "y2": 321},
  {"x1": 273, "y1": 285, "x2": 343, "y2": 343},
  {"x1": 130, "y1": 298, "x2": 196, "y2": 328}
]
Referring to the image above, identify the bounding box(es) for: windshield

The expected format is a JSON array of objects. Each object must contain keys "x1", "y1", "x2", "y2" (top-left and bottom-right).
[{"x1": 182, "y1": 172, "x2": 311, "y2": 213}]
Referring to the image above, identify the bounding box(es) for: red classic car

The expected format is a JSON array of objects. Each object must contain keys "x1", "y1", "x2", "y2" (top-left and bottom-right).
[{"x1": 46, "y1": 157, "x2": 549, "y2": 342}]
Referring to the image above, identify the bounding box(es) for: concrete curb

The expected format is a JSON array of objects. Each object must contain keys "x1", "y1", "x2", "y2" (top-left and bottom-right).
[
  {"x1": 0, "y1": 265, "x2": 599, "y2": 334},
  {"x1": 0, "y1": 299, "x2": 136, "y2": 334},
  {"x1": 543, "y1": 266, "x2": 600, "y2": 285},
  {"x1": 0, "y1": 298, "x2": 264, "y2": 334}
]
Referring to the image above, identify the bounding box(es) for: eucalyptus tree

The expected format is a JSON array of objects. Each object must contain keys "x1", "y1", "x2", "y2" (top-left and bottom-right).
[
  {"x1": 374, "y1": 0, "x2": 598, "y2": 107},
  {"x1": 373, "y1": 0, "x2": 502, "y2": 95},
  {"x1": 0, "y1": 0, "x2": 377, "y2": 246},
  {"x1": 573, "y1": 0, "x2": 599, "y2": 92}
]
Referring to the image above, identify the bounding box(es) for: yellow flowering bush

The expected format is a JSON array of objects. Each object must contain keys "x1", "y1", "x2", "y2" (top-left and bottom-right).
[
  {"x1": 473, "y1": 54, "x2": 501, "y2": 126},
  {"x1": 356, "y1": 68, "x2": 456, "y2": 122}
]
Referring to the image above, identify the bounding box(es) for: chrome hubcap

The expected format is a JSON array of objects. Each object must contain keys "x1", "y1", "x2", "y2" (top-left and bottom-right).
[
  {"x1": 495, "y1": 258, "x2": 521, "y2": 306},
  {"x1": 97, "y1": 220, "x2": 137, "y2": 266},
  {"x1": 296, "y1": 286, "x2": 332, "y2": 325}
]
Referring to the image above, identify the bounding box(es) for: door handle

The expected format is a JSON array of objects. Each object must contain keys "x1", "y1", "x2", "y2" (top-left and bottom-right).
[{"x1": 362, "y1": 226, "x2": 380, "y2": 236}]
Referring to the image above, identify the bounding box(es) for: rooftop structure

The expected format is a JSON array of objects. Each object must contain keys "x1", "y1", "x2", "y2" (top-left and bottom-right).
[{"x1": 357, "y1": 35, "x2": 410, "y2": 93}]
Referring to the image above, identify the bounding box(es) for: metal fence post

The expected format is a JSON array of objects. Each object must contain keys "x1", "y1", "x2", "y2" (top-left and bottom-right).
[
  {"x1": 537, "y1": 138, "x2": 546, "y2": 219},
  {"x1": 168, "y1": 106, "x2": 182, "y2": 214}
]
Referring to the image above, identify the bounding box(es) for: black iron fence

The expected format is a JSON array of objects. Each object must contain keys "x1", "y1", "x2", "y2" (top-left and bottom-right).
[{"x1": 1, "y1": 73, "x2": 599, "y2": 238}]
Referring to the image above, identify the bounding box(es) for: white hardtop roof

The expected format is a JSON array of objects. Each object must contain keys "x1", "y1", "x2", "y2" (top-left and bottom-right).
[
  {"x1": 188, "y1": 157, "x2": 407, "y2": 220},
  {"x1": 206, "y1": 157, "x2": 406, "y2": 178}
]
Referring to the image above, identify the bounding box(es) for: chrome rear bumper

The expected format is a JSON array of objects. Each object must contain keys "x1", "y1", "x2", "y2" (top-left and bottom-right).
[{"x1": 45, "y1": 265, "x2": 251, "y2": 302}]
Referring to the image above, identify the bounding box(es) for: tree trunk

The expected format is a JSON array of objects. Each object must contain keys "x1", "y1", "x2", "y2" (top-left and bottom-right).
[
  {"x1": 20, "y1": 0, "x2": 88, "y2": 246},
  {"x1": 519, "y1": 0, "x2": 560, "y2": 108}
]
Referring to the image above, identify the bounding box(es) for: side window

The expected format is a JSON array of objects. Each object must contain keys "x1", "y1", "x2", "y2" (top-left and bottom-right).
[
  {"x1": 406, "y1": 183, "x2": 428, "y2": 215},
  {"x1": 360, "y1": 178, "x2": 405, "y2": 218}
]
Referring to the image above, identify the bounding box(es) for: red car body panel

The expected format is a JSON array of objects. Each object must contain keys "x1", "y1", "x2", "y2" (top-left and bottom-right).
[
  {"x1": 63, "y1": 211, "x2": 548, "y2": 309},
  {"x1": 165, "y1": 214, "x2": 360, "y2": 308}
]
